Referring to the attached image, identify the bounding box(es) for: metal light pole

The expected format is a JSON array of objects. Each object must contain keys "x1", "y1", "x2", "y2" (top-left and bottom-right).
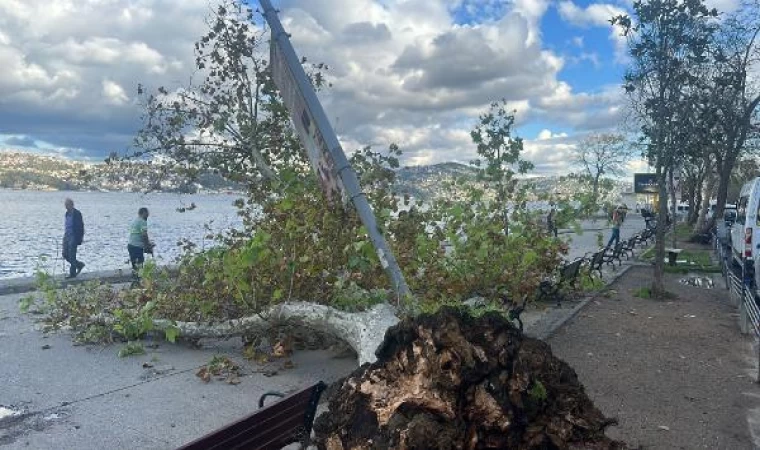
[{"x1": 259, "y1": 0, "x2": 412, "y2": 302}]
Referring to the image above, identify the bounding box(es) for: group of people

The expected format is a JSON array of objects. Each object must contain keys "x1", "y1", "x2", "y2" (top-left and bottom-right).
[{"x1": 62, "y1": 199, "x2": 154, "y2": 280}]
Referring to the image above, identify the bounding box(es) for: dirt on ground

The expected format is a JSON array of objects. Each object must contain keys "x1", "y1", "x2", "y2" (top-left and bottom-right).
[
  {"x1": 313, "y1": 307, "x2": 625, "y2": 449},
  {"x1": 548, "y1": 265, "x2": 760, "y2": 449}
]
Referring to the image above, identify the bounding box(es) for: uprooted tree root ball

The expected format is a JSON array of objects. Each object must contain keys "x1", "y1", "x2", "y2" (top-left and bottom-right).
[{"x1": 314, "y1": 307, "x2": 625, "y2": 450}]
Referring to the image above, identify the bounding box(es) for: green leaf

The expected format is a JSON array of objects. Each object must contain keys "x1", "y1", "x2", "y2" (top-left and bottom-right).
[{"x1": 164, "y1": 325, "x2": 180, "y2": 344}]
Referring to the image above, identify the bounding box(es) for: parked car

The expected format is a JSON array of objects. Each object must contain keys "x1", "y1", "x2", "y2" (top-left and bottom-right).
[
  {"x1": 724, "y1": 205, "x2": 737, "y2": 226},
  {"x1": 709, "y1": 201, "x2": 737, "y2": 220},
  {"x1": 731, "y1": 178, "x2": 760, "y2": 280}
]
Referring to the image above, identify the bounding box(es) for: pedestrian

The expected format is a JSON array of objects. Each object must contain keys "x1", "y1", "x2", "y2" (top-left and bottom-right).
[
  {"x1": 62, "y1": 198, "x2": 85, "y2": 279},
  {"x1": 547, "y1": 206, "x2": 558, "y2": 238},
  {"x1": 606, "y1": 205, "x2": 624, "y2": 248},
  {"x1": 128, "y1": 207, "x2": 154, "y2": 280}
]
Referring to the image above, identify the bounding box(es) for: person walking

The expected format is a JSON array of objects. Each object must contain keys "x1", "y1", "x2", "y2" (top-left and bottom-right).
[
  {"x1": 63, "y1": 198, "x2": 85, "y2": 279},
  {"x1": 547, "y1": 206, "x2": 558, "y2": 238},
  {"x1": 128, "y1": 207, "x2": 153, "y2": 280},
  {"x1": 606, "y1": 205, "x2": 624, "y2": 248}
]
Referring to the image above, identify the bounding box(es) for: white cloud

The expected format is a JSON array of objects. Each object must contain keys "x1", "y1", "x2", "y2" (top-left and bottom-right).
[
  {"x1": 523, "y1": 136, "x2": 578, "y2": 174},
  {"x1": 102, "y1": 80, "x2": 129, "y2": 105},
  {"x1": 0, "y1": 0, "x2": 628, "y2": 176},
  {"x1": 537, "y1": 129, "x2": 569, "y2": 140},
  {"x1": 0, "y1": 0, "x2": 212, "y2": 150},
  {"x1": 557, "y1": 1, "x2": 626, "y2": 27},
  {"x1": 557, "y1": 1, "x2": 629, "y2": 62}
]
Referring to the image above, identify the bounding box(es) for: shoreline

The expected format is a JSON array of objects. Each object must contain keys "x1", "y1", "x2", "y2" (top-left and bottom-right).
[{"x1": 1, "y1": 269, "x2": 137, "y2": 295}]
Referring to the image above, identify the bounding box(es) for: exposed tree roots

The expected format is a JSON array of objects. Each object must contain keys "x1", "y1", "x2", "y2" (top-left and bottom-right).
[{"x1": 313, "y1": 307, "x2": 625, "y2": 449}]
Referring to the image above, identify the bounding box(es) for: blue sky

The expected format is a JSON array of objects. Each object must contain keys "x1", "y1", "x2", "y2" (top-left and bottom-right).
[{"x1": 0, "y1": 0, "x2": 644, "y2": 174}]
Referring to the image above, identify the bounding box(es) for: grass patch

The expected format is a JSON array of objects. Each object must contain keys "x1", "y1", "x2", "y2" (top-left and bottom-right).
[
  {"x1": 673, "y1": 223, "x2": 693, "y2": 241},
  {"x1": 633, "y1": 286, "x2": 677, "y2": 299},
  {"x1": 639, "y1": 248, "x2": 719, "y2": 273},
  {"x1": 640, "y1": 247, "x2": 654, "y2": 260},
  {"x1": 118, "y1": 341, "x2": 145, "y2": 358},
  {"x1": 633, "y1": 287, "x2": 652, "y2": 298},
  {"x1": 663, "y1": 265, "x2": 722, "y2": 274}
]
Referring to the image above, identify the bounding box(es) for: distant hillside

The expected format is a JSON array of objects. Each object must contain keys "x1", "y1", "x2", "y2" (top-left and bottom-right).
[
  {"x1": 394, "y1": 162, "x2": 478, "y2": 199},
  {"x1": 0, "y1": 150, "x2": 631, "y2": 201},
  {"x1": 0, "y1": 151, "x2": 242, "y2": 193},
  {"x1": 393, "y1": 162, "x2": 632, "y2": 202}
]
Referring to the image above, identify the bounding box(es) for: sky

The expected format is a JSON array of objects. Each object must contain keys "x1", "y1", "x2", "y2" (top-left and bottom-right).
[{"x1": 0, "y1": 0, "x2": 741, "y2": 175}]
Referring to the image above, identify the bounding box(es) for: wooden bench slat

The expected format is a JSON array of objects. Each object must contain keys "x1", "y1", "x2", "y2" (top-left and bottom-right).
[
  {"x1": 196, "y1": 400, "x2": 312, "y2": 450},
  {"x1": 177, "y1": 384, "x2": 321, "y2": 450},
  {"x1": 245, "y1": 415, "x2": 310, "y2": 450}
]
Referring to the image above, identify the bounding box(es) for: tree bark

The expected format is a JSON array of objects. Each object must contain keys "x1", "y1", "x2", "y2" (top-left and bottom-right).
[
  {"x1": 98, "y1": 301, "x2": 400, "y2": 365},
  {"x1": 690, "y1": 177, "x2": 702, "y2": 225},
  {"x1": 652, "y1": 168, "x2": 668, "y2": 298},
  {"x1": 593, "y1": 174, "x2": 600, "y2": 202},
  {"x1": 694, "y1": 160, "x2": 715, "y2": 233},
  {"x1": 710, "y1": 153, "x2": 737, "y2": 233},
  {"x1": 669, "y1": 169, "x2": 677, "y2": 248}
]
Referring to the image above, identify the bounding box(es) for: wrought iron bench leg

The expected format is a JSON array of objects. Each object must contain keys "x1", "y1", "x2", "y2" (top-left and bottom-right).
[{"x1": 259, "y1": 391, "x2": 286, "y2": 408}]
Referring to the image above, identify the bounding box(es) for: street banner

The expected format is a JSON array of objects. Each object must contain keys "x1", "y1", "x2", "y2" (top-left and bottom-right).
[
  {"x1": 259, "y1": 0, "x2": 411, "y2": 299},
  {"x1": 270, "y1": 41, "x2": 346, "y2": 204},
  {"x1": 634, "y1": 173, "x2": 658, "y2": 194}
]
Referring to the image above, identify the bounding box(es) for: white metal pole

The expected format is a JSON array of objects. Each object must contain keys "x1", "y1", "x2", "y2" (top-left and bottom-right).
[{"x1": 259, "y1": 0, "x2": 411, "y2": 302}]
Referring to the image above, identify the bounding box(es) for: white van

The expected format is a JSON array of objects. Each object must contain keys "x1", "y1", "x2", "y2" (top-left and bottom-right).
[
  {"x1": 731, "y1": 178, "x2": 760, "y2": 272},
  {"x1": 709, "y1": 201, "x2": 737, "y2": 220}
]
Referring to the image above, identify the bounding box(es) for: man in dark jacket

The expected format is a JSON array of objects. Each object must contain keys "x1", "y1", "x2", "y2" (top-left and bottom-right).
[{"x1": 63, "y1": 198, "x2": 85, "y2": 278}]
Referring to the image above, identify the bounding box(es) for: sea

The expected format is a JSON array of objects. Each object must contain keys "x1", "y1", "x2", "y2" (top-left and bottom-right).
[{"x1": 0, "y1": 189, "x2": 243, "y2": 280}]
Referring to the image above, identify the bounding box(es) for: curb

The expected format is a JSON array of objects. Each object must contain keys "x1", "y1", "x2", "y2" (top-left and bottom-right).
[{"x1": 0, "y1": 270, "x2": 134, "y2": 296}]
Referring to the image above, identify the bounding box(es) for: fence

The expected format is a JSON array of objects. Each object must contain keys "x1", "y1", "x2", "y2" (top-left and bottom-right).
[{"x1": 719, "y1": 236, "x2": 760, "y2": 381}]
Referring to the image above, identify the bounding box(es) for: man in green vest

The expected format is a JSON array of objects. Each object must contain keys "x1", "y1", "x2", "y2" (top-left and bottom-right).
[{"x1": 128, "y1": 207, "x2": 154, "y2": 280}]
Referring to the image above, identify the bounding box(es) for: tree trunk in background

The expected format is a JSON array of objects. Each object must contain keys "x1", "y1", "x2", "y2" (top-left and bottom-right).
[
  {"x1": 669, "y1": 169, "x2": 677, "y2": 248},
  {"x1": 593, "y1": 173, "x2": 600, "y2": 202},
  {"x1": 652, "y1": 169, "x2": 668, "y2": 298},
  {"x1": 710, "y1": 153, "x2": 737, "y2": 233},
  {"x1": 690, "y1": 182, "x2": 702, "y2": 225},
  {"x1": 694, "y1": 164, "x2": 715, "y2": 234}
]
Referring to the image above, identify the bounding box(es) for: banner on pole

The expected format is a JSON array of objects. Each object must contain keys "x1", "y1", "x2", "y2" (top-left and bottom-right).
[
  {"x1": 634, "y1": 173, "x2": 658, "y2": 194},
  {"x1": 270, "y1": 39, "x2": 346, "y2": 204}
]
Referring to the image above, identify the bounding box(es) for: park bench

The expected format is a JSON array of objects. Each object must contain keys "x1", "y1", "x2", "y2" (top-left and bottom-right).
[
  {"x1": 632, "y1": 228, "x2": 652, "y2": 246},
  {"x1": 585, "y1": 250, "x2": 605, "y2": 280},
  {"x1": 603, "y1": 242, "x2": 625, "y2": 268},
  {"x1": 665, "y1": 248, "x2": 682, "y2": 266},
  {"x1": 176, "y1": 382, "x2": 326, "y2": 450},
  {"x1": 643, "y1": 228, "x2": 654, "y2": 243},
  {"x1": 621, "y1": 236, "x2": 637, "y2": 259},
  {"x1": 537, "y1": 258, "x2": 584, "y2": 306}
]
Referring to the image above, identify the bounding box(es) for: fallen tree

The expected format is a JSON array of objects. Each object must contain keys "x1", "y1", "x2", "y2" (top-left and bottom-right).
[
  {"x1": 117, "y1": 301, "x2": 400, "y2": 365},
  {"x1": 313, "y1": 307, "x2": 625, "y2": 449}
]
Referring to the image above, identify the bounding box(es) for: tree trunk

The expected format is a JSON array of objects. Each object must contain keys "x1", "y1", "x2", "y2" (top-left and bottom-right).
[
  {"x1": 593, "y1": 174, "x2": 600, "y2": 202},
  {"x1": 694, "y1": 163, "x2": 715, "y2": 234},
  {"x1": 652, "y1": 169, "x2": 668, "y2": 298},
  {"x1": 669, "y1": 169, "x2": 677, "y2": 248},
  {"x1": 690, "y1": 181, "x2": 701, "y2": 225},
  {"x1": 98, "y1": 301, "x2": 400, "y2": 366},
  {"x1": 710, "y1": 155, "x2": 736, "y2": 233}
]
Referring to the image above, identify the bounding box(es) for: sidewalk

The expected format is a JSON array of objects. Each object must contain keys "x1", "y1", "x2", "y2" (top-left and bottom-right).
[
  {"x1": 0, "y1": 290, "x2": 355, "y2": 449},
  {"x1": 548, "y1": 266, "x2": 760, "y2": 448}
]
